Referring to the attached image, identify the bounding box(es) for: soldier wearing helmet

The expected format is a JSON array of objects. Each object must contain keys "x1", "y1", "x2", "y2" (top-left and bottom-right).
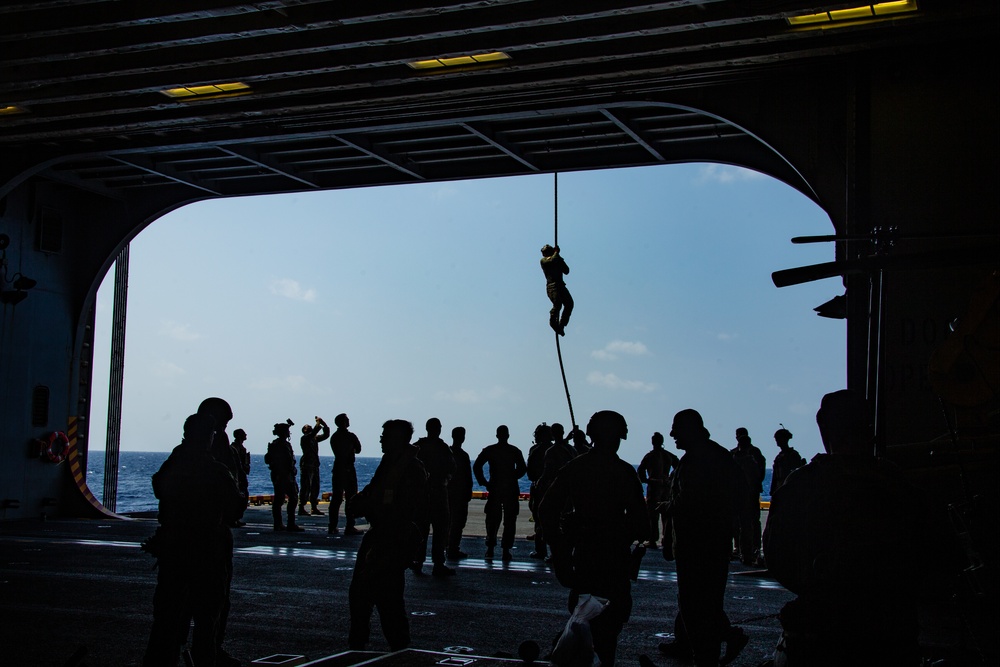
[
  {"x1": 770, "y1": 427, "x2": 806, "y2": 496},
  {"x1": 539, "y1": 410, "x2": 648, "y2": 666}
]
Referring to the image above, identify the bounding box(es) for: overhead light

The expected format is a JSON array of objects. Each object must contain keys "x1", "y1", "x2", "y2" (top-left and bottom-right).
[
  {"x1": 408, "y1": 51, "x2": 511, "y2": 71},
  {"x1": 788, "y1": 1, "x2": 918, "y2": 26},
  {"x1": 159, "y1": 82, "x2": 252, "y2": 100},
  {"x1": 0, "y1": 104, "x2": 28, "y2": 116}
]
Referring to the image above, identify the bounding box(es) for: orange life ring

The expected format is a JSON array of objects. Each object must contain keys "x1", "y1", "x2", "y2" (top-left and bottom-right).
[{"x1": 44, "y1": 431, "x2": 70, "y2": 463}]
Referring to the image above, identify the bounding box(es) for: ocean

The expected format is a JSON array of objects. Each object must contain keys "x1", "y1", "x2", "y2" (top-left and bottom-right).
[
  {"x1": 85, "y1": 451, "x2": 772, "y2": 514},
  {"x1": 86, "y1": 451, "x2": 516, "y2": 514}
]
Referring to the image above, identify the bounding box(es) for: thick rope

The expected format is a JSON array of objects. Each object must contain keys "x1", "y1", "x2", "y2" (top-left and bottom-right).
[
  {"x1": 556, "y1": 332, "x2": 577, "y2": 432},
  {"x1": 552, "y1": 172, "x2": 577, "y2": 431}
]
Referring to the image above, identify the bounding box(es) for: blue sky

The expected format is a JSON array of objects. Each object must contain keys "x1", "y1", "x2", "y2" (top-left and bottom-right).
[{"x1": 89, "y1": 162, "x2": 844, "y2": 466}]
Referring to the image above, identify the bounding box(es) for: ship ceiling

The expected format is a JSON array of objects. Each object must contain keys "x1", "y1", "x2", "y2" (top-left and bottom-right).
[{"x1": 1, "y1": 1, "x2": 995, "y2": 201}]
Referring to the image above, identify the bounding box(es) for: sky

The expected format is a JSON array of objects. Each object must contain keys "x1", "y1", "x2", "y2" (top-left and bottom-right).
[{"x1": 89, "y1": 162, "x2": 845, "y2": 467}]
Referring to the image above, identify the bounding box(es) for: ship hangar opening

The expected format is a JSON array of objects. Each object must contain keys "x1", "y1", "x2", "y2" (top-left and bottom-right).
[{"x1": 0, "y1": 2, "x2": 997, "y2": 665}]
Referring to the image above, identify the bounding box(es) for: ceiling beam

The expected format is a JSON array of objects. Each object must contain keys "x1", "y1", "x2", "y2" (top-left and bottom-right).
[
  {"x1": 217, "y1": 145, "x2": 321, "y2": 189},
  {"x1": 599, "y1": 109, "x2": 665, "y2": 162},
  {"x1": 333, "y1": 134, "x2": 425, "y2": 181},
  {"x1": 109, "y1": 154, "x2": 222, "y2": 196},
  {"x1": 460, "y1": 122, "x2": 540, "y2": 172}
]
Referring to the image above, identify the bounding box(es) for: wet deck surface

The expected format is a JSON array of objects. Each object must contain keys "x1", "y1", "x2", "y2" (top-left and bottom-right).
[{"x1": 1, "y1": 501, "x2": 791, "y2": 666}]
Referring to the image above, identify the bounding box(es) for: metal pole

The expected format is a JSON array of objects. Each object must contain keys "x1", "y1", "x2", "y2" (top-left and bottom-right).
[{"x1": 104, "y1": 244, "x2": 129, "y2": 512}]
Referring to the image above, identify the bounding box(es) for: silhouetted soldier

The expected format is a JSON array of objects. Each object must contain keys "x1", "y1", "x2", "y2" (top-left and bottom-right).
[
  {"x1": 730, "y1": 427, "x2": 766, "y2": 566},
  {"x1": 447, "y1": 426, "x2": 473, "y2": 561},
  {"x1": 142, "y1": 413, "x2": 244, "y2": 667},
  {"x1": 298, "y1": 416, "x2": 330, "y2": 516},
  {"x1": 535, "y1": 423, "x2": 577, "y2": 550},
  {"x1": 413, "y1": 417, "x2": 457, "y2": 576},
  {"x1": 539, "y1": 410, "x2": 648, "y2": 667},
  {"x1": 570, "y1": 426, "x2": 591, "y2": 455},
  {"x1": 769, "y1": 427, "x2": 805, "y2": 496},
  {"x1": 661, "y1": 409, "x2": 748, "y2": 667},
  {"x1": 265, "y1": 419, "x2": 304, "y2": 532},
  {"x1": 763, "y1": 390, "x2": 925, "y2": 666},
  {"x1": 328, "y1": 413, "x2": 363, "y2": 536},
  {"x1": 637, "y1": 432, "x2": 680, "y2": 550},
  {"x1": 527, "y1": 423, "x2": 554, "y2": 558},
  {"x1": 196, "y1": 397, "x2": 243, "y2": 665},
  {"x1": 473, "y1": 424, "x2": 528, "y2": 562},
  {"x1": 346, "y1": 419, "x2": 427, "y2": 652},
  {"x1": 230, "y1": 428, "x2": 251, "y2": 527},
  {"x1": 540, "y1": 244, "x2": 574, "y2": 335},
  {"x1": 231, "y1": 429, "x2": 251, "y2": 497}
]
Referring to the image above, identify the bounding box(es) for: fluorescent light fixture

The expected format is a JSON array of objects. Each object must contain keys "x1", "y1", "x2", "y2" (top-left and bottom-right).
[
  {"x1": 408, "y1": 51, "x2": 511, "y2": 71},
  {"x1": 0, "y1": 104, "x2": 27, "y2": 116},
  {"x1": 788, "y1": 1, "x2": 917, "y2": 25},
  {"x1": 160, "y1": 82, "x2": 251, "y2": 100}
]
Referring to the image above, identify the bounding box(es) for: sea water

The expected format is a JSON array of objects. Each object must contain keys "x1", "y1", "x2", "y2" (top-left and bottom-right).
[{"x1": 85, "y1": 451, "x2": 772, "y2": 514}]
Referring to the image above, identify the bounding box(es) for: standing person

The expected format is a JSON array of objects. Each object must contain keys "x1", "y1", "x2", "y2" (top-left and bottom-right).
[
  {"x1": 540, "y1": 244, "x2": 574, "y2": 336},
  {"x1": 535, "y1": 422, "x2": 576, "y2": 536},
  {"x1": 142, "y1": 413, "x2": 245, "y2": 667},
  {"x1": 473, "y1": 425, "x2": 528, "y2": 562},
  {"x1": 769, "y1": 427, "x2": 806, "y2": 496},
  {"x1": 526, "y1": 423, "x2": 553, "y2": 559},
  {"x1": 447, "y1": 426, "x2": 473, "y2": 561},
  {"x1": 569, "y1": 426, "x2": 591, "y2": 455},
  {"x1": 763, "y1": 390, "x2": 925, "y2": 666},
  {"x1": 539, "y1": 410, "x2": 648, "y2": 667},
  {"x1": 230, "y1": 428, "x2": 251, "y2": 527},
  {"x1": 412, "y1": 418, "x2": 457, "y2": 576},
  {"x1": 328, "y1": 413, "x2": 363, "y2": 536},
  {"x1": 196, "y1": 397, "x2": 243, "y2": 665},
  {"x1": 731, "y1": 427, "x2": 766, "y2": 566},
  {"x1": 231, "y1": 429, "x2": 251, "y2": 495},
  {"x1": 637, "y1": 432, "x2": 680, "y2": 550},
  {"x1": 265, "y1": 419, "x2": 304, "y2": 532},
  {"x1": 346, "y1": 419, "x2": 427, "y2": 652},
  {"x1": 661, "y1": 409, "x2": 748, "y2": 667},
  {"x1": 298, "y1": 416, "x2": 330, "y2": 516}
]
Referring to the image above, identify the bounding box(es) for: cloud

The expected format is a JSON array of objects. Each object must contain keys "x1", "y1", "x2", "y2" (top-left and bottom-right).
[
  {"x1": 249, "y1": 375, "x2": 311, "y2": 391},
  {"x1": 269, "y1": 278, "x2": 317, "y2": 302},
  {"x1": 151, "y1": 360, "x2": 185, "y2": 378},
  {"x1": 715, "y1": 332, "x2": 738, "y2": 341},
  {"x1": 434, "y1": 388, "x2": 482, "y2": 404},
  {"x1": 160, "y1": 320, "x2": 201, "y2": 341},
  {"x1": 587, "y1": 371, "x2": 657, "y2": 392},
  {"x1": 696, "y1": 164, "x2": 765, "y2": 184},
  {"x1": 591, "y1": 340, "x2": 650, "y2": 361},
  {"x1": 434, "y1": 385, "x2": 521, "y2": 404}
]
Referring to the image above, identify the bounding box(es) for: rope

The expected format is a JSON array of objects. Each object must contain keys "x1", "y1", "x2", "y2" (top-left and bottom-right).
[
  {"x1": 552, "y1": 172, "x2": 577, "y2": 432},
  {"x1": 556, "y1": 333, "x2": 577, "y2": 432}
]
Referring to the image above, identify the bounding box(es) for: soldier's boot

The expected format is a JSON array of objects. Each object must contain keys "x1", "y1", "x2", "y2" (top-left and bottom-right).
[
  {"x1": 286, "y1": 520, "x2": 305, "y2": 532},
  {"x1": 273, "y1": 522, "x2": 285, "y2": 532},
  {"x1": 502, "y1": 549, "x2": 513, "y2": 562},
  {"x1": 297, "y1": 506, "x2": 309, "y2": 516},
  {"x1": 485, "y1": 546, "x2": 495, "y2": 561}
]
